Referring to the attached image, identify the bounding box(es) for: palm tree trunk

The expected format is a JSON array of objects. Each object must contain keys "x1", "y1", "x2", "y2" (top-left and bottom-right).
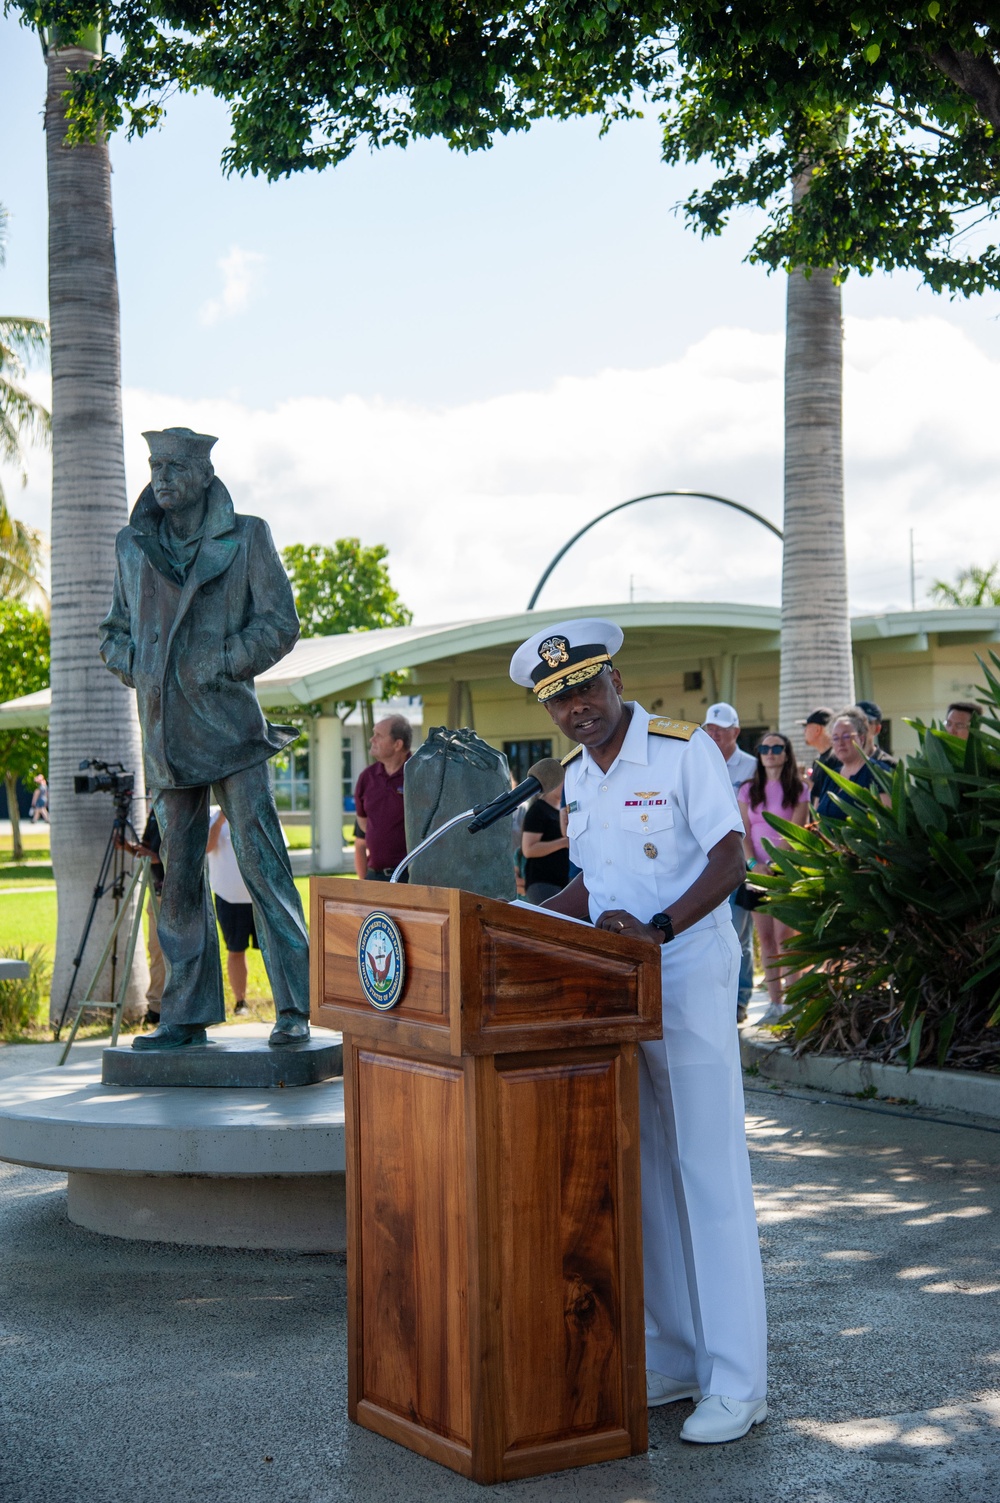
[
  {"x1": 780, "y1": 175, "x2": 855, "y2": 751},
  {"x1": 45, "y1": 36, "x2": 148, "y2": 1022},
  {"x1": 4, "y1": 771, "x2": 23, "y2": 862}
]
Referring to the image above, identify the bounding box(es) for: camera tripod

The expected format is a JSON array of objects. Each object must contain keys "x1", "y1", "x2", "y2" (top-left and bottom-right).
[{"x1": 56, "y1": 793, "x2": 159, "y2": 1064}]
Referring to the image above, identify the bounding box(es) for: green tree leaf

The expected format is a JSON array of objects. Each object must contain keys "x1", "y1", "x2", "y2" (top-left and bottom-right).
[{"x1": 281, "y1": 539, "x2": 412, "y2": 638}]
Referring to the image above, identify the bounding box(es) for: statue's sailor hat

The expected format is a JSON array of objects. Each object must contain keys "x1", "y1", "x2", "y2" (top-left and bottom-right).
[
  {"x1": 509, "y1": 618, "x2": 624, "y2": 703},
  {"x1": 143, "y1": 426, "x2": 218, "y2": 462}
]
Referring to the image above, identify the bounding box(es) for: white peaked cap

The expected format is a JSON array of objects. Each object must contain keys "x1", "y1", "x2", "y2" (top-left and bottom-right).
[{"x1": 509, "y1": 618, "x2": 624, "y2": 702}]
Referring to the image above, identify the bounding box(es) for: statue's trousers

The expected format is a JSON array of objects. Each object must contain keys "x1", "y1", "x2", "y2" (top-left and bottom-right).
[{"x1": 153, "y1": 760, "x2": 310, "y2": 1027}]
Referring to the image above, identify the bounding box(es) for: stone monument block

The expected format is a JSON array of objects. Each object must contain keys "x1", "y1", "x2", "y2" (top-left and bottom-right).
[{"x1": 404, "y1": 727, "x2": 515, "y2": 900}]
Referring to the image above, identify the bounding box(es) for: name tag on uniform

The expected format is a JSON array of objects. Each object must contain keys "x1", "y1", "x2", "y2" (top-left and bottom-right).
[{"x1": 565, "y1": 800, "x2": 579, "y2": 814}]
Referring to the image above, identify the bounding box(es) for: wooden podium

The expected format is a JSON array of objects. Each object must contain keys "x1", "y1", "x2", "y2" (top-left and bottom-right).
[{"x1": 311, "y1": 878, "x2": 662, "y2": 1484}]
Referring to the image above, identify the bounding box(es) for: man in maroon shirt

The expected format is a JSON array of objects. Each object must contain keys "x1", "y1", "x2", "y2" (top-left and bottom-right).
[{"x1": 354, "y1": 714, "x2": 412, "y2": 881}]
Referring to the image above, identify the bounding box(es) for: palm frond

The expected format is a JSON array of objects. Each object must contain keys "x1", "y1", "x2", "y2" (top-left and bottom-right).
[
  {"x1": 0, "y1": 317, "x2": 49, "y2": 367},
  {"x1": 0, "y1": 377, "x2": 50, "y2": 470},
  {"x1": 929, "y1": 562, "x2": 1000, "y2": 608}
]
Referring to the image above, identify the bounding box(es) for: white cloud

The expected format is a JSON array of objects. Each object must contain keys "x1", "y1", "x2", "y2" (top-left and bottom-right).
[
  {"x1": 199, "y1": 246, "x2": 267, "y2": 326},
  {"x1": 7, "y1": 314, "x2": 1000, "y2": 626}
]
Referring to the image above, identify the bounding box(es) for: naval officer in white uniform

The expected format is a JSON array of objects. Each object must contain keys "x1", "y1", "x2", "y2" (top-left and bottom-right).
[{"x1": 510, "y1": 618, "x2": 768, "y2": 1445}]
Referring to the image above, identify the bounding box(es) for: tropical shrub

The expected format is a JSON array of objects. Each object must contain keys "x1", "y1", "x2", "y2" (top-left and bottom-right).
[{"x1": 758, "y1": 657, "x2": 1000, "y2": 1072}]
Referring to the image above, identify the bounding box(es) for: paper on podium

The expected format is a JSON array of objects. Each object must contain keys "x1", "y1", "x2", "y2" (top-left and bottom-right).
[{"x1": 507, "y1": 898, "x2": 593, "y2": 928}]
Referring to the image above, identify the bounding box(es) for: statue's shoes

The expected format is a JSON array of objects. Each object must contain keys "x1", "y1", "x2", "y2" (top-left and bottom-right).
[
  {"x1": 132, "y1": 1024, "x2": 208, "y2": 1051},
  {"x1": 269, "y1": 1016, "x2": 310, "y2": 1046}
]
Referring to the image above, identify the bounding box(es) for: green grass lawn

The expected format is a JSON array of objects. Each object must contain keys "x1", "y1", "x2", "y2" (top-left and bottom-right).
[
  {"x1": 0, "y1": 875, "x2": 324, "y2": 1036},
  {"x1": 0, "y1": 864, "x2": 54, "y2": 887},
  {"x1": 3, "y1": 824, "x2": 317, "y2": 856},
  {"x1": 0, "y1": 814, "x2": 359, "y2": 1026},
  {"x1": 1, "y1": 832, "x2": 51, "y2": 864},
  {"x1": 0, "y1": 889, "x2": 58, "y2": 952},
  {"x1": 285, "y1": 824, "x2": 314, "y2": 849}
]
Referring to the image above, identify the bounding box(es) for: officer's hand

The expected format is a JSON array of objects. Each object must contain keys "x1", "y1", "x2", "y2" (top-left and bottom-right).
[{"x1": 596, "y1": 909, "x2": 661, "y2": 945}]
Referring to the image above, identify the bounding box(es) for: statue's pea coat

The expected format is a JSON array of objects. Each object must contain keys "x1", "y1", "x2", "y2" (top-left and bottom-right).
[{"x1": 99, "y1": 479, "x2": 298, "y2": 790}]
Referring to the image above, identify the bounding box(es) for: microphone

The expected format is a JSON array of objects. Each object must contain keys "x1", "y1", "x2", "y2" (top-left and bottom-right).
[{"x1": 467, "y1": 774, "x2": 542, "y2": 833}]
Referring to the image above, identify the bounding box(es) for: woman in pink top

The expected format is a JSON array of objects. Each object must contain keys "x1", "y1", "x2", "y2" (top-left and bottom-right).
[{"x1": 737, "y1": 732, "x2": 810, "y2": 1021}]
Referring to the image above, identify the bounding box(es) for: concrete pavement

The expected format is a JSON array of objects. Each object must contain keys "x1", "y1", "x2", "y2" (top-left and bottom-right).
[{"x1": 0, "y1": 1045, "x2": 998, "y2": 1502}]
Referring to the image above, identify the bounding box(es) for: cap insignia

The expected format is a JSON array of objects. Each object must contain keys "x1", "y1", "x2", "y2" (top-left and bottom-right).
[{"x1": 538, "y1": 636, "x2": 570, "y2": 670}]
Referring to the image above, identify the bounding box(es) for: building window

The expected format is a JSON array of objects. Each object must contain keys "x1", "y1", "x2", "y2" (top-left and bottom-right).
[
  {"x1": 683, "y1": 670, "x2": 703, "y2": 692},
  {"x1": 342, "y1": 736, "x2": 354, "y2": 813},
  {"x1": 271, "y1": 745, "x2": 310, "y2": 812},
  {"x1": 503, "y1": 739, "x2": 553, "y2": 782}
]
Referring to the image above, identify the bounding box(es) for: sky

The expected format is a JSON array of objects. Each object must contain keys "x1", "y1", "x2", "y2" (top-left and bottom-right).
[{"x1": 3, "y1": 13, "x2": 1000, "y2": 624}]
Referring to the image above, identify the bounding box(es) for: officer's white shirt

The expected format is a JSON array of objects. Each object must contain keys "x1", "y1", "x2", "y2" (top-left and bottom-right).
[{"x1": 564, "y1": 702, "x2": 743, "y2": 931}]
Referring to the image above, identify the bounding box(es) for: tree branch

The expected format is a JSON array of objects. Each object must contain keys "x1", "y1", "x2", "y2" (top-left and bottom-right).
[
  {"x1": 870, "y1": 98, "x2": 960, "y2": 144},
  {"x1": 929, "y1": 44, "x2": 1000, "y2": 133}
]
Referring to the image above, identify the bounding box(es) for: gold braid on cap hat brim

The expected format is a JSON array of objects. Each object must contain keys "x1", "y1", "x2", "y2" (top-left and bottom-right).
[{"x1": 535, "y1": 655, "x2": 610, "y2": 702}]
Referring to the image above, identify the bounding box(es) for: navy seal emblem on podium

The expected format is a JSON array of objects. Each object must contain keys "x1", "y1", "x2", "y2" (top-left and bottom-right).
[{"x1": 357, "y1": 912, "x2": 406, "y2": 1010}]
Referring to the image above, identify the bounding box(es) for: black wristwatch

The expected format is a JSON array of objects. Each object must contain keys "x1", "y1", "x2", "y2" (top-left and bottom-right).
[{"x1": 650, "y1": 911, "x2": 675, "y2": 944}]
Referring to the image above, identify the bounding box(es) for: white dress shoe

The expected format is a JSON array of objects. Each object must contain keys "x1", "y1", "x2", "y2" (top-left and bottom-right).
[
  {"x1": 646, "y1": 1370, "x2": 701, "y2": 1407},
  {"x1": 680, "y1": 1394, "x2": 768, "y2": 1443}
]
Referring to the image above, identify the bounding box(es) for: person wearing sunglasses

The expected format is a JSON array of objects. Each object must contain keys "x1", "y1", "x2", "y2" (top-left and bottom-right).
[{"x1": 737, "y1": 734, "x2": 809, "y2": 1022}]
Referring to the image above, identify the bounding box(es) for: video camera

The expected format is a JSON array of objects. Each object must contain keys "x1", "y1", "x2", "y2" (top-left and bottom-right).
[{"x1": 73, "y1": 759, "x2": 135, "y2": 798}]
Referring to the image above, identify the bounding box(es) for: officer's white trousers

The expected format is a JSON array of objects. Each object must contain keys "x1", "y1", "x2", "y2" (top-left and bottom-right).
[{"x1": 639, "y1": 914, "x2": 768, "y2": 1400}]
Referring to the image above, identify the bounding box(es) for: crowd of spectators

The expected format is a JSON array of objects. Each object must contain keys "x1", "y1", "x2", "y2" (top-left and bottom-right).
[
  {"x1": 345, "y1": 695, "x2": 981, "y2": 1021},
  {"x1": 724, "y1": 694, "x2": 979, "y2": 1024}
]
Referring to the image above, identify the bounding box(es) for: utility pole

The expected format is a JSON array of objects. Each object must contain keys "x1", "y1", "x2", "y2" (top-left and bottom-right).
[{"x1": 909, "y1": 529, "x2": 918, "y2": 610}]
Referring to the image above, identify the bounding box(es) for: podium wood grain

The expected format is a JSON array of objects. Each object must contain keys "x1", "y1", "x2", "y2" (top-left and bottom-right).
[{"x1": 317, "y1": 878, "x2": 659, "y2": 1483}]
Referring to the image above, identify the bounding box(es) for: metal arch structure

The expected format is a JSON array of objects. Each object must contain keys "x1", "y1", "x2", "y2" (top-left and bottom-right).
[{"x1": 526, "y1": 490, "x2": 784, "y2": 611}]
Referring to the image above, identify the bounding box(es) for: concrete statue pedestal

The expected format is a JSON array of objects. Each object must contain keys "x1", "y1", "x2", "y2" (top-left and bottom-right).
[
  {"x1": 102, "y1": 1033, "x2": 342, "y2": 1089},
  {"x1": 0, "y1": 1025, "x2": 345, "y2": 1250}
]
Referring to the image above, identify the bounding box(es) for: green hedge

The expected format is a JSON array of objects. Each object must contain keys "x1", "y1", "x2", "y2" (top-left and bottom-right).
[{"x1": 758, "y1": 656, "x2": 1000, "y2": 1072}]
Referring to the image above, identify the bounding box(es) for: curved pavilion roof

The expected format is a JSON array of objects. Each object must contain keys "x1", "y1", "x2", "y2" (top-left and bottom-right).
[{"x1": 2, "y1": 601, "x2": 998, "y2": 728}]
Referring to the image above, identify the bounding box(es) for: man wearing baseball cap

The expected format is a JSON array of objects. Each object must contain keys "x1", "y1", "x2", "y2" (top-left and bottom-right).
[
  {"x1": 510, "y1": 618, "x2": 768, "y2": 1445},
  {"x1": 702, "y1": 704, "x2": 756, "y2": 1023},
  {"x1": 799, "y1": 707, "x2": 838, "y2": 807}
]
